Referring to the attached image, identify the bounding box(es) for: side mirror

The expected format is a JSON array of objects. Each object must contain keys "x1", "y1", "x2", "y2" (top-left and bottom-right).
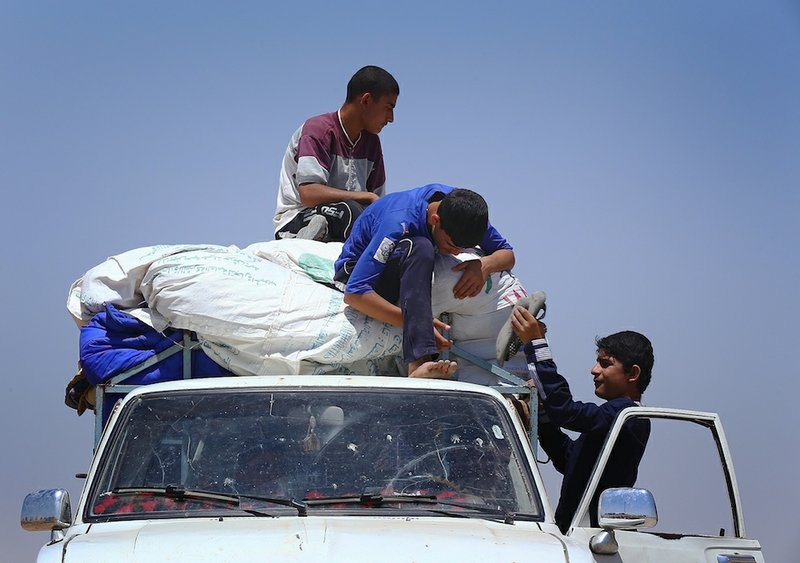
[
  {"x1": 590, "y1": 488, "x2": 657, "y2": 555},
  {"x1": 598, "y1": 487, "x2": 658, "y2": 529},
  {"x1": 21, "y1": 489, "x2": 72, "y2": 533}
]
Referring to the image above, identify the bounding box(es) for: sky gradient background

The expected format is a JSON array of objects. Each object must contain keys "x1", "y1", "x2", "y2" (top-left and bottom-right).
[{"x1": 2, "y1": 1, "x2": 798, "y2": 560}]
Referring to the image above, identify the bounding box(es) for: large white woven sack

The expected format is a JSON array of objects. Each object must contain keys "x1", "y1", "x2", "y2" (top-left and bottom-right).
[
  {"x1": 139, "y1": 246, "x2": 402, "y2": 375},
  {"x1": 66, "y1": 244, "x2": 226, "y2": 327},
  {"x1": 431, "y1": 250, "x2": 530, "y2": 385}
]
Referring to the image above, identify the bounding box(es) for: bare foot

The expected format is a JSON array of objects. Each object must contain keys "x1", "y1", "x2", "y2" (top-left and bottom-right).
[{"x1": 409, "y1": 359, "x2": 458, "y2": 379}]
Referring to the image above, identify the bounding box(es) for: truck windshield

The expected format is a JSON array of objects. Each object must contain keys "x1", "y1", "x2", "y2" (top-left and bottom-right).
[{"x1": 86, "y1": 387, "x2": 541, "y2": 521}]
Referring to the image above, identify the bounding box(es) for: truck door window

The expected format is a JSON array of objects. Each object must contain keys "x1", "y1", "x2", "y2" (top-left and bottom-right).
[
  {"x1": 572, "y1": 414, "x2": 737, "y2": 538},
  {"x1": 632, "y1": 418, "x2": 735, "y2": 537}
]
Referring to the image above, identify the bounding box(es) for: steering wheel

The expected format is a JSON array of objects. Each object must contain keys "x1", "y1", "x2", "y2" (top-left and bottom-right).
[{"x1": 385, "y1": 444, "x2": 475, "y2": 493}]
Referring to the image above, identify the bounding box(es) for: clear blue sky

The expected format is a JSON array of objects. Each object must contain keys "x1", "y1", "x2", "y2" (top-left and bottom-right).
[{"x1": 2, "y1": 1, "x2": 798, "y2": 560}]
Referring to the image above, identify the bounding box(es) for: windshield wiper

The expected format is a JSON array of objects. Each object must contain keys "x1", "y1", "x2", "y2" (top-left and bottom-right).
[
  {"x1": 110, "y1": 485, "x2": 308, "y2": 516},
  {"x1": 303, "y1": 492, "x2": 520, "y2": 524},
  {"x1": 303, "y1": 492, "x2": 434, "y2": 506}
]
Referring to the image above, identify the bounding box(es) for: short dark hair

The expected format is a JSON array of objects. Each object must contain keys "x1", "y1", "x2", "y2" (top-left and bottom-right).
[
  {"x1": 346, "y1": 66, "x2": 399, "y2": 102},
  {"x1": 437, "y1": 188, "x2": 489, "y2": 248},
  {"x1": 596, "y1": 331, "x2": 654, "y2": 394}
]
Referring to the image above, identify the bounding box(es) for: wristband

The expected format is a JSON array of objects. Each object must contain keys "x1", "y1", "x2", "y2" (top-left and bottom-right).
[{"x1": 524, "y1": 339, "x2": 552, "y2": 362}]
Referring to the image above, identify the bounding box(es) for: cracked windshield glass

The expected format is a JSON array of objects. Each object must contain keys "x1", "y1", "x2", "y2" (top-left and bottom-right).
[{"x1": 88, "y1": 388, "x2": 540, "y2": 519}]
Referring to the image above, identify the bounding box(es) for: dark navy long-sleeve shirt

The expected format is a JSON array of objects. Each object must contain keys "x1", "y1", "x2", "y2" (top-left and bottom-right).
[{"x1": 524, "y1": 339, "x2": 650, "y2": 533}]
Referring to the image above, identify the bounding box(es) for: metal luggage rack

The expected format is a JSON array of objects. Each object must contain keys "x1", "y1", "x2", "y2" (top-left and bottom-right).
[{"x1": 93, "y1": 331, "x2": 201, "y2": 446}]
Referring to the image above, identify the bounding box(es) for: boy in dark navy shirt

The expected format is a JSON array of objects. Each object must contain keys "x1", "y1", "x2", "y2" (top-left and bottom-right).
[
  {"x1": 510, "y1": 307, "x2": 654, "y2": 533},
  {"x1": 334, "y1": 184, "x2": 515, "y2": 378}
]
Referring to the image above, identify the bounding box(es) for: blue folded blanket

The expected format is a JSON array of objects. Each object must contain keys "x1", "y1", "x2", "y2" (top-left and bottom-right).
[{"x1": 80, "y1": 303, "x2": 231, "y2": 385}]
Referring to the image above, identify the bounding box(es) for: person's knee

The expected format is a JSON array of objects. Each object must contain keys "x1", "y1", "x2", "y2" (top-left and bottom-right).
[
  {"x1": 396, "y1": 236, "x2": 434, "y2": 263},
  {"x1": 343, "y1": 200, "x2": 365, "y2": 215},
  {"x1": 317, "y1": 201, "x2": 365, "y2": 241}
]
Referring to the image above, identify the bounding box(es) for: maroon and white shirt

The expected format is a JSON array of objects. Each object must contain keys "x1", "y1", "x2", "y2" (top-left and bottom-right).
[{"x1": 273, "y1": 111, "x2": 386, "y2": 233}]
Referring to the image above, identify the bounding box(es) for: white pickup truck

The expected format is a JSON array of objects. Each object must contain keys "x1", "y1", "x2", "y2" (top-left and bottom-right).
[{"x1": 22, "y1": 375, "x2": 765, "y2": 562}]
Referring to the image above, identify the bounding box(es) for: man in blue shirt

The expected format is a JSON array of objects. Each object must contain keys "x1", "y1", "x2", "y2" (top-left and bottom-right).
[
  {"x1": 510, "y1": 306, "x2": 653, "y2": 533},
  {"x1": 334, "y1": 184, "x2": 515, "y2": 377}
]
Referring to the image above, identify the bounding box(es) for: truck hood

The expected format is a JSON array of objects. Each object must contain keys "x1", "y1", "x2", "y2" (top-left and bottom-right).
[{"x1": 62, "y1": 516, "x2": 569, "y2": 562}]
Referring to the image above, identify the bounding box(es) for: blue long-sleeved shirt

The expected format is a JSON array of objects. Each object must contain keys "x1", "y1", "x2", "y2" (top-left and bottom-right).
[
  {"x1": 524, "y1": 339, "x2": 650, "y2": 533},
  {"x1": 334, "y1": 184, "x2": 512, "y2": 294}
]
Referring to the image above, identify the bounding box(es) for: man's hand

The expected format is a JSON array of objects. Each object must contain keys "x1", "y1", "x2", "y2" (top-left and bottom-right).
[
  {"x1": 355, "y1": 191, "x2": 380, "y2": 205},
  {"x1": 511, "y1": 306, "x2": 546, "y2": 343},
  {"x1": 451, "y1": 259, "x2": 487, "y2": 299},
  {"x1": 433, "y1": 318, "x2": 452, "y2": 350}
]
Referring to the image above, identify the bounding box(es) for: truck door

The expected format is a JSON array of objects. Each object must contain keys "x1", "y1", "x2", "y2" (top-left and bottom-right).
[{"x1": 566, "y1": 407, "x2": 765, "y2": 563}]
